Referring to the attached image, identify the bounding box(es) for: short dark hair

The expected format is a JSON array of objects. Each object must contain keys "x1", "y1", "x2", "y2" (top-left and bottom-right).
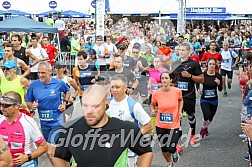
[
  {"x1": 12, "y1": 34, "x2": 22, "y2": 42},
  {"x1": 245, "y1": 51, "x2": 252, "y2": 62},
  {"x1": 5, "y1": 43, "x2": 14, "y2": 51},
  {"x1": 77, "y1": 51, "x2": 87, "y2": 59}
]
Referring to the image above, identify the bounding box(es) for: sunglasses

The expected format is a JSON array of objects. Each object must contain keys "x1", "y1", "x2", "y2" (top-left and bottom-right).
[
  {"x1": 133, "y1": 52, "x2": 139, "y2": 54},
  {"x1": 1, "y1": 67, "x2": 11, "y2": 71},
  {"x1": 161, "y1": 44, "x2": 166, "y2": 46},
  {"x1": 0, "y1": 102, "x2": 16, "y2": 108}
]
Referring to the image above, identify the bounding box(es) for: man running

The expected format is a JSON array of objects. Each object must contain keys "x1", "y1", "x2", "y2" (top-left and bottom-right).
[
  {"x1": 0, "y1": 91, "x2": 47, "y2": 166},
  {"x1": 172, "y1": 42, "x2": 204, "y2": 145},
  {"x1": 107, "y1": 74, "x2": 152, "y2": 167},
  {"x1": 53, "y1": 85, "x2": 153, "y2": 167},
  {"x1": 220, "y1": 41, "x2": 239, "y2": 97}
]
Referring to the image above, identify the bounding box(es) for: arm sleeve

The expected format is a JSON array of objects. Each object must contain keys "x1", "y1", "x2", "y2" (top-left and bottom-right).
[{"x1": 133, "y1": 103, "x2": 151, "y2": 126}]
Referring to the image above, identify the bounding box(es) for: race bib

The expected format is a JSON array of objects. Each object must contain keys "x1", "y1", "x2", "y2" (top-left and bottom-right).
[
  {"x1": 135, "y1": 72, "x2": 142, "y2": 79},
  {"x1": 222, "y1": 59, "x2": 230, "y2": 63},
  {"x1": 39, "y1": 110, "x2": 55, "y2": 121},
  {"x1": 19, "y1": 159, "x2": 38, "y2": 167},
  {"x1": 160, "y1": 113, "x2": 173, "y2": 123},
  {"x1": 177, "y1": 81, "x2": 189, "y2": 91},
  {"x1": 151, "y1": 84, "x2": 159, "y2": 91},
  {"x1": 81, "y1": 85, "x2": 89, "y2": 91},
  {"x1": 204, "y1": 89, "x2": 216, "y2": 98}
]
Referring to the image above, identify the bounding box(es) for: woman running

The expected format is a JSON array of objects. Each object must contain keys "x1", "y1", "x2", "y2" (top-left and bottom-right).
[
  {"x1": 150, "y1": 71, "x2": 183, "y2": 167},
  {"x1": 197, "y1": 58, "x2": 223, "y2": 138},
  {"x1": 54, "y1": 61, "x2": 80, "y2": 121}
]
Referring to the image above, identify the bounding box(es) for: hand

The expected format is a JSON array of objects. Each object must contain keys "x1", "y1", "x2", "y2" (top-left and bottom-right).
[
  {"x1": 68, "y1": 97, "x2": 74, "y2": 104},
  {"x1": 214, "y1": 78, "x2": 220, "y2": 85},
  {"x1": 52, "y1": 59, "x2": 56, "y2": 62},
  {"x1": 137, "y1": 61, "x2": 142, "y2": 68},
  {"x1": 20, "y1": 102, "x2": 27, "y2": 109},
  {"x1": 151, "y1": 110, "x2": 157, "y2": 117},
  {"x1": 197, "y1": 89, "x2": 203, "y2": 95},
  {"x1": 126, "y1": 88, "x2": 133, "y2": 95},
  {"x1": 13, "y1": 153, "x2": 28, "y2": 166},
  {"x1": 241, "y1": 123, "x2": 252, "y2": 139},
  {"x1": 181, "y1": 71, "x2": 191, "y2": 78},
  {"x1": 232, "y1": 64, "x2": 237, "y2": 68},
  {"x1": 47, "y1": 143, "x2": 56, "y2": 161},
  {"x1": 58, "y1": 104, "x2": 66, "y2": 112},
  {"x1": 32, "y1": 100, "x2": 38, "y2": 110}
]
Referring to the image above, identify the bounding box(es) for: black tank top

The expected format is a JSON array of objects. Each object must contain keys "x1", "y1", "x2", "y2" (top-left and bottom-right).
[{"x1": 14, "y1": 47, "x2": 29, "y2": 65}]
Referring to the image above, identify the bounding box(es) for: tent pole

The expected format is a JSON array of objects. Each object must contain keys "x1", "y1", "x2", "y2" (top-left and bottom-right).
[{"x1": 57, "y1": 32, "x2": 61, "y2": 60}]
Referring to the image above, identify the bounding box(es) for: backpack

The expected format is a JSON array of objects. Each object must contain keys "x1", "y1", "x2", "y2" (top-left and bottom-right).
[{"x1": 108, "y1": 96, "x2": 138, "y2": 126}]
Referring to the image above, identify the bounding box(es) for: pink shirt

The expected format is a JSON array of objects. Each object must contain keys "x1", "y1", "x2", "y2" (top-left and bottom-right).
[
  {"x1": 148, "y1": 67, "x2": 167, "y2": 94},
  {"x1": 0, "y1": 113, "x2": 44, "y2": 160}
]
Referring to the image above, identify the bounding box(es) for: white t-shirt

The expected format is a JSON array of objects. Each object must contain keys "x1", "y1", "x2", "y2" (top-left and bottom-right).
[
  {"x1": 29, "y1": 47, "x2": 49, "y2": 72},
  {"x1": 106, "y1": 96, "x2": 151, "y2": 156},
  {"x1": 93, "y1": 44, "x2": 107, "y2": 65},
  {"x1": 220, "y1": 49, "x2": 238, "y2": 71},
  {"x1": 105, "y1": 43, "x2": 117, "y2": 61},
  {"x1": 54, "y1": 19, "x2": 65, "y2": 31}
]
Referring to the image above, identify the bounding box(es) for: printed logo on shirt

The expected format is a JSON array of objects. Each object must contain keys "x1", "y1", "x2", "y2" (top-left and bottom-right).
[{"x1": 50, "y1": 89, "x2": 56, "y2": 96}]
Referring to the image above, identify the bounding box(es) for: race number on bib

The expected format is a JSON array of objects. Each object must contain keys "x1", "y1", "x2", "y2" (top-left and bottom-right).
[
  {"x1": 39, "y1": 110, "x2": 55, "y2": 121},
  {"x1": 204, "y1": 89, "x2": 216, "y2": 98},
  {"x1": 177, "y1": 81, "x2": 189, "y2": 91},
  {"x1": 135, "y1": 72, "x2": 142, "y2": 79},
  {"x1": 222, "y1": 59, "x2": 230, "y2": 63},
  {"x1": 160, "y1": 113, "x2": 173, "y2": 123}
]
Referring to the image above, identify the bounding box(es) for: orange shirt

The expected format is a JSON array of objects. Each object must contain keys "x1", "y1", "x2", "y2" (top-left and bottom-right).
[
  {"x1": 152, "y1": 87, "x2": 182, "y2": 129},
  {"x1": 72, "y1": 66, "x2": 82, "y2": 96}
]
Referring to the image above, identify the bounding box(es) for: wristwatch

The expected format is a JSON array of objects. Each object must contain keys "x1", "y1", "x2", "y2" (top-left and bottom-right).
[{"x1": 27, "y1": 154, "x2": 32, "y2": 161}]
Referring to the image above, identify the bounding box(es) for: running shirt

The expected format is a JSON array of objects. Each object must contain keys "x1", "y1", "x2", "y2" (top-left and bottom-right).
[
  {"x1": 130, "y1": 57, "x2": 149, "y2": 81},
  {"x1": 152, "y1": 87, "x2": 182, "y2": 129},
  {"x1": 190, "y1": 42, "x2": 201, "y2": 56},
  {"x1": 220, "y1": 49, "x2": 238, "y2": 71},
  {"x1": 108, "y1": 68, "x2": 136, "y2": 88},
  {"x1": 201, "y1": 52, "x2": 222, "y2": 72},
  {"x1": 172, "y1": 59, "x2": 202, "y2": 99},
  {"x1": 29, "y1": 46, "x2": 48, "y2": 72},
  {"x1": 200, "y1": 72, "x2": 222, "y2": 101},
  {"x1": 14, "y1": 46, "x2": 29, "y2": 66},
  {"x1": 25, "y1": 78, "x2": 70, "y2": 126},
  {"x1": 0, "y1": 76, "x2": 26, "y2": 103},
  {"x1": 0, "y1": 113, "x2": 45, "y2": 159},
  {"x1": 148, "y1": 68, "x2": 167, "y2": 94},
  {"x1": 42, "y1": 45, "x2": 58, "y2": 66},
  {"x1": 54, "y1": 117, "x2": 152, "y2": 166}
]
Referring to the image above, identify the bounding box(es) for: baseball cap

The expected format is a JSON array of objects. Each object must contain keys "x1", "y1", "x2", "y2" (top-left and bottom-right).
[
  {"x1": 55, "y1": 61, "x2": 66, "y2": 68},
  {"x1": 96, "y1": 73, "x2": 111, "y2": 82},
  {"x1": 2, "y1": 61, "x2": 17, "y2": 68},
  {"x1": 90, "y1": 49, "x2": 96, "y2": 55}
]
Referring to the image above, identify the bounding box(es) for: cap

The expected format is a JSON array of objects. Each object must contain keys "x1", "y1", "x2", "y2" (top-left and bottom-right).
[
  {"x1": 55, "y1": 61, "x2": 66, "y2": 68},
  {"x1": 2, "y1": 61, "x2": 17, "y2": 68},
  {"x1": 145, "y1": 43, "x2": 153, "y2": 51},
  {"x1": 117, "y1": 42, "x2": 127, "y2": 49},
  {"x1": 90, "y1": 49, "x2": 96, "y2": 55}
]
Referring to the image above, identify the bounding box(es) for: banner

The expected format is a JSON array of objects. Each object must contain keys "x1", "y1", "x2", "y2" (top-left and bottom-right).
[{"x1": 96, "y1": 0, "x2": 105, "y2": 37}]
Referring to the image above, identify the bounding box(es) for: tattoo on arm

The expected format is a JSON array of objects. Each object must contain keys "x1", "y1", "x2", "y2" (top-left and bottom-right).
[{"x1": 0, "y1": 144, "x2": 9, "y2": 155}]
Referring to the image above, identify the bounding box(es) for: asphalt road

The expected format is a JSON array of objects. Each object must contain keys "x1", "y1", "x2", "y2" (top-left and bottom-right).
[{"x1": 37, "y1": 70, "x2": 249, "y2": 167}]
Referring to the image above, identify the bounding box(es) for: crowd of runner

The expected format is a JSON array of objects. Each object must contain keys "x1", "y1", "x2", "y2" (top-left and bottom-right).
[{"x1": 1, "y1": 15, "x2": 252, "y2": 166}]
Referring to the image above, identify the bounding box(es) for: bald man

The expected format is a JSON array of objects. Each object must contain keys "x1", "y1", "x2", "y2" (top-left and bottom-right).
[{"x1": 53, "y1": 85, "x2": 153, "y2": 167}]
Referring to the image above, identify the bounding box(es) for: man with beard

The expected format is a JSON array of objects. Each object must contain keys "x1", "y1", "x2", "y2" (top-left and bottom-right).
[{"x1": 53, "y1": 85, "x2": 153, "y2": 167}]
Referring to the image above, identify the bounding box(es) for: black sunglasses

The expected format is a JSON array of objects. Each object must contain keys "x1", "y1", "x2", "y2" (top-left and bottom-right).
[
  {"x1": 1, "y1": 67, "x2": 11, "y2": 71},
  {"x1": 161, "y1": 44, "x2": 166, "y2": 46},
  {"x1": 0, "y1": 102, "x2": 16, "y2": 108}
]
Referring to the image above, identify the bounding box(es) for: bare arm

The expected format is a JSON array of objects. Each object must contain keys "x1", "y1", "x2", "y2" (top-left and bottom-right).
[
  {"x1": 140, "y1": 120, "x2": 153, "y2": 135},
  {"x1": 20, "y1": 77, "x2": 30, "y2": 90},
  {"x1": 18, "y1": 59, "x2": 30, "y2": 78},
  {"x1": 26, "y1": 50, "x2": 39, "y2": 67},
  {"x1": 191, "y1": 74, "x2": 204, "y2": 83},
  {"x1": 137, "y1": 152, "x2": 153, "y2": 167},
  {"x1": 0, "y1": 137, "x2": 13, "y2": 167}
]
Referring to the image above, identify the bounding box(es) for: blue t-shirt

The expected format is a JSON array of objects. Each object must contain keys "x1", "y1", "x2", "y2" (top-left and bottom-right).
[
  {"x1": 190, "y1": 42, "x2": 201, "y2": 56},
  {"x1": 85, "y1": 43, "x2": 94, "y2": 54},
  {"x1": 25, "y1": 78, "x2": 70, "y2": 126},
  {"x1": 171, "y1": 53, "x2": 180, "y2": 61}
]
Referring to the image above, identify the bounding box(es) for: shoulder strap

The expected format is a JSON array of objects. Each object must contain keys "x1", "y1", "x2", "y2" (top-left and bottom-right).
[{"x1": 127, "y1": 96, "x2": 138, "y2": 126}]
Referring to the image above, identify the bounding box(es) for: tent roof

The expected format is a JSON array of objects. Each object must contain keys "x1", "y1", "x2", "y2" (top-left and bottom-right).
[{"x1": 0, "y1": 16, "x2": 58, "y2": 33}]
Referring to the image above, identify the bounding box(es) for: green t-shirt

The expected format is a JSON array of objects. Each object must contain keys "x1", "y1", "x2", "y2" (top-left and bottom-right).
[{"x1": 45, "y1": 18, "x2": 54, "y2": 26}]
